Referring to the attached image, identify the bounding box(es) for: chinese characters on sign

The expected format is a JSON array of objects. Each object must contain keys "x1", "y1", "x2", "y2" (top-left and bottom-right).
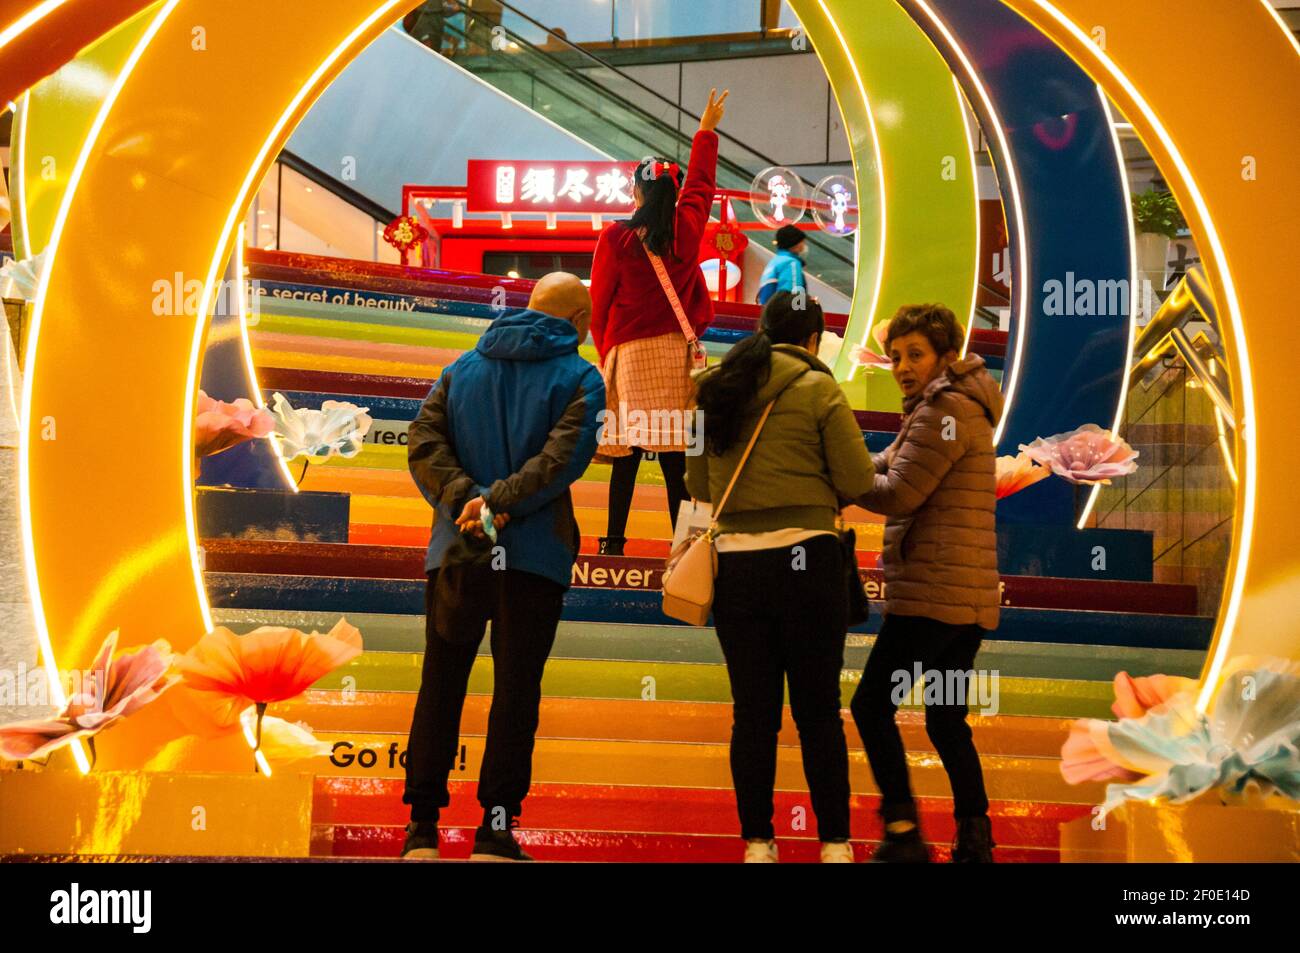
[{"x1": 469, "y1": 160, "x2": 637, "y2": 214}]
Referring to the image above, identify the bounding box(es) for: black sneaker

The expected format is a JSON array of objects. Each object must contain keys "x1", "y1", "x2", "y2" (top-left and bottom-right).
[
  {"x1": 399, "y1": 820, "x2": 439, "y2": 860},
  {"x1": 870, "y1": 825, "x2": 930, "y2": 863},
  {"x1": 469, "y1": 825, "x2": 534, "y2": 861},
  {"x1": 951, "y1": 815, "x2": 996, "y2": 863}
]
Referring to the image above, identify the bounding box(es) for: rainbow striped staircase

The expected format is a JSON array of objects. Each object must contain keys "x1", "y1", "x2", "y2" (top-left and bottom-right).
[{"x1": 198, "y1": 250, "x2": 1213, "y2": 862}]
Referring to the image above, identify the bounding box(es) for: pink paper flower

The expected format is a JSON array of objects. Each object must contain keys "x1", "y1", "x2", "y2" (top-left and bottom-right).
[
  {"x1": 1060, "y1": 721, "x2": 1144, "y2": 785},
  {"x1": 995, "y1": 452, "x2": 1051, "y2": 499},
  {"x1": 1110, "y1": 671, "x2": 1198, "y2": 720},
  {"x1": 195, "y1": 390, "x2": 274, "y2": 458},
  {"x1": 1019, "y1": 424, "x2": 1138, "y2": 485},
  {"x1": 0, "y1": 631, "x2": 178, "y2": 763},
  {"x1": 1059, "y1": 670, "x2": 1199, "y2": 784},
  {"x1": 849, "y1": 344, "x2": 891, "y2": 368}
]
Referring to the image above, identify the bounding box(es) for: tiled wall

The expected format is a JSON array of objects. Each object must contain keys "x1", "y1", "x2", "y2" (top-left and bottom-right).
[{"x1": 1091, "y1": 361, "x2": 1236, "y2": 616}]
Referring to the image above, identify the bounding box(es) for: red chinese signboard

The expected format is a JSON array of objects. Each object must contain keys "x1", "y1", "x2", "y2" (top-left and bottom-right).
[{"x1": 466, "y1": 160, "x2": 639, "y2": 214}]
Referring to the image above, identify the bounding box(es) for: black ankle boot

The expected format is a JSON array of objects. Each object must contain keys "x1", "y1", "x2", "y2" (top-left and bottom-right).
[
  {"x1": 951, "y1": 815, "x2": 996, "y2": 863},
  {"x1": 598, "y1": 535, "x2": 626, "y2": 556},
  {"x1": 870, "y1": 824, "x2": 930, "y2": 863}
]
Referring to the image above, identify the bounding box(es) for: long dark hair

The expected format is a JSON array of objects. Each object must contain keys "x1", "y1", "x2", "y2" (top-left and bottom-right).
[
  {"x1": 627, "y1": 156, "x2": 682, "y2": 257},
  {"x1": 695, "y1": 291, "x2": 825, "y2": 455}
]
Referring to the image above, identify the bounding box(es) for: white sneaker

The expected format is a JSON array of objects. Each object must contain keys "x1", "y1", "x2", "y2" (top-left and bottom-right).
[
  {"x1": 743, "y1": 839, "x2": 779, "y2": 863},
  {"x1": 820, "y1": 841, "x2": 855, "y2": 863}
]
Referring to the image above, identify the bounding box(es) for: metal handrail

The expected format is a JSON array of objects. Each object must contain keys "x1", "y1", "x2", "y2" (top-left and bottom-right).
[
  {"x1": 490, "y1": 0, "x2": 794, "y2": 170},
  {"x1": 421, "y1": 10, "x2": 858, "y2": 278}
]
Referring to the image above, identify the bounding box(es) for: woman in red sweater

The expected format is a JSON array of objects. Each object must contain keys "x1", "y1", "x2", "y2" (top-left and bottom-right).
[{"x1": 590, "y1": 88, "x2": 728, "y2": 555}]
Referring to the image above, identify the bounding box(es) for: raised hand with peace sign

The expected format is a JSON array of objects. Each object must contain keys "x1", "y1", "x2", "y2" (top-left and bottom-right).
[{"x1": 698, "y1": 87, "x2": 730, "y2": 133}]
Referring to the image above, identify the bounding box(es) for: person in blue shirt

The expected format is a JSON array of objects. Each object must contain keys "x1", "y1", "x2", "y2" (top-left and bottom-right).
[
  {"x1": 400, "y1": 272, "x2": 605, "y2": 862},
  {"x1": 756, "y1": 224, "x2": 808, "y2": 306}
]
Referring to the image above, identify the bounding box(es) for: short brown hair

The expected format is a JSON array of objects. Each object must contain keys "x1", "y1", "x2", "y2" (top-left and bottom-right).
[{"x1": 885, "y1": 303, "x2": 963, "y2": 357}]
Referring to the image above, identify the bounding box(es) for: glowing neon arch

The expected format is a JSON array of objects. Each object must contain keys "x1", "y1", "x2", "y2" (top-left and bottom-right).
[{"x1": 8, "y1": 0, "x2": 1299, "y2": 770}]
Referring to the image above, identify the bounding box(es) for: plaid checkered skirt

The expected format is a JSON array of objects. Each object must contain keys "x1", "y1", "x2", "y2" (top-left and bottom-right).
[{"x1": 597, "y1": 332, "x2": 696, "y2": 457}]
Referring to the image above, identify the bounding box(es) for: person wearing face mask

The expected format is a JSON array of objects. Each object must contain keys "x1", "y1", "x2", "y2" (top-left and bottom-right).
[
  {"x1": 756, "y1": 224, "x2": 808, "y2": 306},
  {"x1": 851, "y1": 303, "x2": 1003, "y2": 864}
]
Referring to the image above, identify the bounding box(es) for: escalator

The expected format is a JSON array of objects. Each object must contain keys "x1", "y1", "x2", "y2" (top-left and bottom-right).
[{"x1": 402, "y1": 0, "x2": 859, "y2": 296}]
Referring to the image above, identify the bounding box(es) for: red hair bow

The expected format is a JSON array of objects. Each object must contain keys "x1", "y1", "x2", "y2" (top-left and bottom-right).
[{"x1": 648, "y1": 161, "x2": 681, "y2": 182}]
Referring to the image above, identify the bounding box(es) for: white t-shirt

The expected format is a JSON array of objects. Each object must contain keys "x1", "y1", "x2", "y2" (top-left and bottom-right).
[{"x1": 714, "y1": 527, "x2": 836, "y2": 553}]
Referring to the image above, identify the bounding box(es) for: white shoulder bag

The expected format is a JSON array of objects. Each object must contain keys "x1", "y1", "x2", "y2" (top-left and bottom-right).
[{"x1": 660, "y1": 399, "x2": 777, "y2": 625}]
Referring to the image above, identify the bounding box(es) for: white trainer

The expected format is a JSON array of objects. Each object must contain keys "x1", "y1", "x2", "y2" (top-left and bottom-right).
[
  {"x1": 743, "y1": 839, "x2": 779, "y2": 863},
  {"x1": 820, "y1": 841, "x2": 855, "y2": 863}
]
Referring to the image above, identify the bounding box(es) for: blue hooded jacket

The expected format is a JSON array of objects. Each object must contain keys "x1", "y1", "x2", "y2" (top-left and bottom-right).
[
  {"x1": 408, "y1": 309, "x2": 606, "y2": 588},
  {"x1": 757, "y1": 247, "x2": 806, "y2": 305}
]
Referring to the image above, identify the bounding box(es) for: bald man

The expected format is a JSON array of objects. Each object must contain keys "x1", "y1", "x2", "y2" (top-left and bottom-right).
[{"x1": 402, "y1": 272, "x2": 604, "y2": 861}]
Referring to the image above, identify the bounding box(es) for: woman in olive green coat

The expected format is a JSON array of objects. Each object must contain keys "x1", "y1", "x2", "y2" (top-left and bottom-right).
[{"x1": 687, "y1": 291, "x2": 874, "y2": 863}]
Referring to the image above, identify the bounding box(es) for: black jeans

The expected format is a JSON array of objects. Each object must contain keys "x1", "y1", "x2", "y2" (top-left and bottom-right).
[
  {"x1": 850, "y1": 613, "x2": 990, "y2": 824},
  {"x1": 402, "y1": 568, "x2": 565, "y2": 824},
  {"x1": 606, "y1": 448, "x2": 688, "y2": 537},
  {"x1": 712, "y1": 535, "x2": 851, "y2": 842}
]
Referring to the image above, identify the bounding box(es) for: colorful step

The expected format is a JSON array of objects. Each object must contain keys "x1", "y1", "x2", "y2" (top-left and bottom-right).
[
  {"x1": 215, "y1": 610, "x2": 1205, "y2": 682},
  {"x1": 313, "y1": 781, "x2": 1078, "y2": 862},
  {"x1": 201, "y1": 539, "x2": 1200, "y2": 615},
  {"x1": 206, "y1": 572, "x2": 1214, "y2": 650},
  {"x1": 274, "y1": 691, "x2": 1076, "y2": 756},
  {"x1": 288, "y1": 649, "x2": 1115, "y2": 718}
]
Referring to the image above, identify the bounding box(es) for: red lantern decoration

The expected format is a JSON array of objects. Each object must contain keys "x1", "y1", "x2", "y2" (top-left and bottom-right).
[
  {"x1": 702, "y1": 219, "x2": 748, "y2": 261},
  {"x1": 382, "y1": 215, "x2": 430, "y2": 266}
]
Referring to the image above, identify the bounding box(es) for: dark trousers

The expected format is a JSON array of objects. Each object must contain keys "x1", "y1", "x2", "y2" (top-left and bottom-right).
[
  {"x1": 606, "y1": 448, "x2": 688, "y2": 537},
  {"x1": 712, "y1": 535, "x2": 851, "y2": 842},
  {"x1": 402, "y1": 568, "x2": 565, "y2": 824},
  {"x1": 849, "y1": 613, "x2": 990, "y2": 824}
]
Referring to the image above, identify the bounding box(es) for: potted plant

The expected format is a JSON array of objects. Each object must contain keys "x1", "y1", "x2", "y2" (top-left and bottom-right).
[{"x1": 1131, "y1": 189, "x2": 1185, "y2": 292}]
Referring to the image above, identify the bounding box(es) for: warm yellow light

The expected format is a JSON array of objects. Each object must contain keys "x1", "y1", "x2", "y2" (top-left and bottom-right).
[
  {"x1": 1027, "y1": 1, "x2": 1253, "y2": 716},
  {"x1": 1210, "y1": 357, "x2": 1238, "y2": 486},
  {"x1": 185, "y1": 0, "x2": 410, "y2": 634},
  {"x1": 1077, "y1": 90, "x2": 1139, "y2": 530},
  {"x1": 909, "y1": 0, "x2": 1029, "y2": 446},
  {"x1": 1260, "y1": 0, "x2": 1300, "y2": 59},
  {"x1": 814, "y1": 0, "x2": 888, "y2": 367},
  {"x1": 20, "y1": 0, "x2": 180, "y2": 775},
  {"x1": 0, "y1": 0, "x2": 69, "y2": 51},
  {"x1": 951, "y1": 74, "x2": 981, "y2": 355},
  {"x1": 234, "y1": 222, "x2": 296, "y2": 492},
  {"x1": 12, "y1": 92, "x2": 32, "y2": 256}
]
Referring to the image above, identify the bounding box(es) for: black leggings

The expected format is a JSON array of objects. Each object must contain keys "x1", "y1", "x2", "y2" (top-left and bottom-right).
[
  {"x1": 713, "y1": 535, "x2": 851, "y2": 841},
  {"x1": 849, "y1": 613, "x2": 990, "y2": 824},
  {"x1": 605, "y1": 448, "x2": 688, "y2": 538}
]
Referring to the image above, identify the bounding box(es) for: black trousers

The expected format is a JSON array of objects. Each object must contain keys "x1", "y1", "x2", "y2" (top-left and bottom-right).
[
  {"x1": 402, "y1": 568, "x2": 565, "y2": 824},
  {"x1": 849, "y1": 613, "x2": 990, "y2": 824},
  {"x1": 605, "y1": 448, "x2": 688, "y2": 537},
  {"x1": 712, "y1": 535, "x2": 851, "y2": 842}
]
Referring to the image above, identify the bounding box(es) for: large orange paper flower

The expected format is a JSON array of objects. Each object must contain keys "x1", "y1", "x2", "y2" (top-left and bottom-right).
[{"x1": 173, "y1": 619, "x2": 362, "y2": 730}]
